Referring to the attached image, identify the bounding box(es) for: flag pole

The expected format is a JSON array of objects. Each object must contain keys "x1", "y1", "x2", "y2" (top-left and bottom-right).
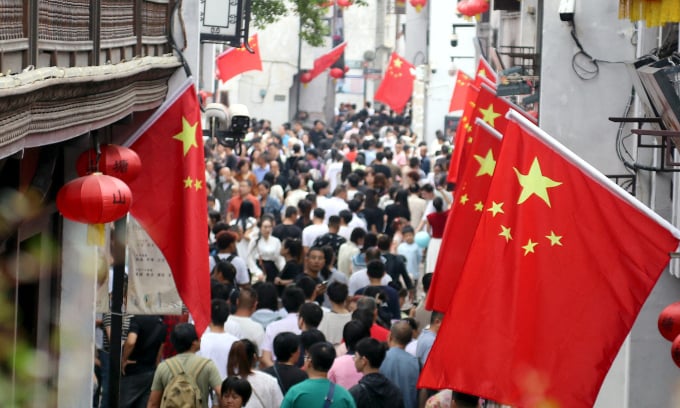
[{"x1": 506, "y1": 109, "x2": 680, "y2": 238}]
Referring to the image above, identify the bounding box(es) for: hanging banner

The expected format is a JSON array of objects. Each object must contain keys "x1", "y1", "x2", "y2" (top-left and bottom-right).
[{"x1": 126, "y1": 217, "x2": 183, "y2": 315}]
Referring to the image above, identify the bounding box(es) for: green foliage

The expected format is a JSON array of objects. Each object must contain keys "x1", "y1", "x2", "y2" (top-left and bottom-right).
[{"x1": 250, "y1": 0, "x2": 367, "y2": 47}]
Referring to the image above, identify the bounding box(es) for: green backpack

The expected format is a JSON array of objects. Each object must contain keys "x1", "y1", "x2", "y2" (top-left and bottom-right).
[{"x1": 160, "y1": 357, "x2": 210, "y2": 408}]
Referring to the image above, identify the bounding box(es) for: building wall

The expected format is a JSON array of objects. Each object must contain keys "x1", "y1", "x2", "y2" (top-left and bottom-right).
[{"x1": 540, "y1": 2, "x2": 680, "y2": 407}]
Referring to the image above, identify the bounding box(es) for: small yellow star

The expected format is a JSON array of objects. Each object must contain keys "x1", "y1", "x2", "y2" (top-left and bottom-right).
[
  {"x1": 478, "y1": 104, "x2": 502, "y2": 127},
  {"x1": 474, "y1": 149, "x2": 496, "y2": 177},
  {"x1": 465, "y1": 124, "x2": 473, "y2": 133},
  {"x1": 478, "y1": 68, "x2": 487, "y2": 77},
  {"x1": 393, "y1": 58, "x2": 403, "y2": 68},
  {"x1": 522, "y1": 239, "x2": 538, "y2": 255},
  {"x1": 459, "y1": 194, "x2": 469, "y2": 204},
  {"x1": 499, "y1": 225, "x2": 512, "y2": 242},
  {"x1": 173, "y1": 116, "x2": 199, "y2": 156},
  {"x1": 184, "y1": 176, "x2": 194, "y2": 188},
  {"x1": 194, "y1": 179, "x2": 203, "y2": 191},
  {"x1": 474, "y1": 201, "x2": 484, "y2": 211},
  {"x1": 487, "y1": 201, "x2": 504, "y2": 217},
  {"x1": 467, "y1": 136, "x2": 473, "y2": 144},
  {"x1": 545, "y1": 231, "x2": 563, "y2": 246},
  {"x1": 514, "y1": 157, "x2": 562, "y2": 207}
]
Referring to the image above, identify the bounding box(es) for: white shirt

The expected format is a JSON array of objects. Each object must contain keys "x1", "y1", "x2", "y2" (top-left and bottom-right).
[
  {"x1": 208, "y1": 252, "x2": 250, "y2": 285},
  {"x1": 197, "y1": 331, "x2": 239, "y2": 379},
  {"x1": 337, "y1": 241, "x2": 360, "y2": 278},
  {"x1": 226, "y1": 315, "x2": 265, "y2": 351},
  {"x1": 302, "y1": 223, "x2": 329, "y2": 248},
  {"x1": 244, "y1": 371, "x2": 283, "y2": 408},
  {"x1": 325, "y1": 161, "x2": 344, "y2": 192},
  {"x1": 348, "y1": 214, "x2": 367, "y2": 231},
  {"x1": 338, "y1": 225, "x2": 352, "y2": 242},
  {"x1": 284, "y1": 189, "x2": 308, "y2": 208},
  {"x1": 318, "y1": 311, "x2": 352, "y2": 346},
  {"x1": 261, "y1": 313, "x2": 300, "y2": 354},
  {"x1": 348, "y1": 268, "x2": 392, "y2": 295},
  {"x1": 247, "y1": 235, "x2": 286, "y2": 279},
  {"x1": 323, "y1": 197, "x2": 349, "y2": 222}
]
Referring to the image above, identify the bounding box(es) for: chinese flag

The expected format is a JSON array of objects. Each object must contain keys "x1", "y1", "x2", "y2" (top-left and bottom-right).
[
  {"x1": 309, "y1": 42, "x2": 347, "y2": 80},
  {"x1": 374, "y1": 52, "x2": 415, "y2": 114},
  {"x1": 126, "y1": 80, "x2": 211, "y2": 334},
  {"x1": 216, "y1": 33, "x2": 263, "y2": 83},
  {"x1": 419, "y1": 111, "x2": 680, "y2": 407},
  {"x1": 426, "y1": 119, "x2": 501, "y2": 313},
  {"x1": 448, "y1": 70, "x2": 473, "y2": 113},
  {"x1": 473, "y1": 56, "x2": 497, "y2": 87}
]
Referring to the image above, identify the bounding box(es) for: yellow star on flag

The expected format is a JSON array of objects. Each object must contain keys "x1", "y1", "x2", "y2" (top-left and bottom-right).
[
  {"x1": 459, "y1": 194, "x2": 469, "y2": 204},
  {"x1": 474, "y1": 149, "x2": 496, "y2": 177},
  {"x1": 184, "y1": 176, "x2": 194, "y2": 188},
  {"x1": 514, "y1": 157, "x2": 562, "y2": 207},
  {"x1": 393, "y1": 58, "x2": 403, "y2": 69},
  {"x1": 194, "y1": 179, "x2": 203, "y2": 191},
  {"x1": 465, "y1": 124, "x2": 473, "y2": 134},
  {"x1": 499, "y1": 225, "x2": 512, "y2": 242},
  {"x1": 487, "y1": 201, "x2": 504, "y2": 217},
  {"x1": 173, "y1": 116, "x2": 199, "y2": 156},
  {"x1": 467, "y1": 136, "x2": 474, "y2": 144},
  {"x1": 522, "y1": 239, "x2": 538, "y2": 255},
  {"x1": 546, "y1": 231, "x2": 563, "y2": 246},
  {"x1": 474, "y1": 201, "x2": 484, "y2": 211},
  {"x1": 478, "y1": 69, "x2": 487, "y2": 77},
  {"x1": 478, "y1": 104, "x2": 501, "y2": 127}
]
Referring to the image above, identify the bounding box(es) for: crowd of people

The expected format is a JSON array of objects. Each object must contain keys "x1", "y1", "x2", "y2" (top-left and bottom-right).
[{"x1": 97, "y1": 103, "x2": 490, "y2": 408}]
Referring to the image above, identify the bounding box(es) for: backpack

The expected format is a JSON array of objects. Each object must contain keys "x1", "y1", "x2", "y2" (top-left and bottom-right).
[{"x1": 160, "y1": 357, "x2": 210, "y2": 408}]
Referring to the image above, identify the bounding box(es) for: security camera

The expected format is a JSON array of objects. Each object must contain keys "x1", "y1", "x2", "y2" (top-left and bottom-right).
[
  {"x1": 450, "y1": 33, "x2": 459, "y2": 47},
  {"x1": 204, "y1": 103, "x2": 230, "y2": 141},
  {"x1": 559, "y1": 0, "x2": 575, "y2": 21},
  {"x1": 229, "y1": 103, "x2": 250, "y2": 135}
]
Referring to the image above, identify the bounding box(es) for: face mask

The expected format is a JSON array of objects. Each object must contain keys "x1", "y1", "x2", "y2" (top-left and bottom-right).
[{"x1": 219, "y1": 176, "x2": 227, "y2": 183}]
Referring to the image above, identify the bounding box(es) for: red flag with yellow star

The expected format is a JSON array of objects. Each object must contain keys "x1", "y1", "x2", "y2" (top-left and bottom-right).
[
  {"x1": 126, "y1": 80, "x2": 211, "y2": 334},
  {"x1": 419, "y1": 111, "x2": 680, "y2": 407},
  {"x1": 426, "y1": 119, "x2": 501, "y2": 313},
  {"x1": 216, "y1": 33, "x2": 263, "y2": 83},
  {"x1": 374, "y1": 52, "x2": 415, "y2": 114},
  {"x1": 448, "y1": 70, "x2": 473, "y2": 112},
  {"x1": 447, "y1": 84, "x2": 535, "y2": 185},
  {"x1": 473, "y1": 56, "x2": 497, "y2": 88}
]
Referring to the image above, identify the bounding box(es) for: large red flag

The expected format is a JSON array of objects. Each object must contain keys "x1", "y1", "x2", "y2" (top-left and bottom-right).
[
  {"x1": 374, "y1": 52, "x2": 415, "y2": 114},
  {"x1": 448, "y1": 70, "x2": 473, "y2": 112},
  {"x1": 126, "y1": 80, "x2": 211, "y2": 334},
  {"x1": 426, "y1": 119, "x2": 501, "y2": 313},
  {"x1": 216, "y1": 34, "x2": 263, "y2": 83},
  {"x1": 309, "y1": 42, "x2": 347, "y2": 80},
  {"x1": 419, "y1": 111, "x2": 680, "y2": 407}
]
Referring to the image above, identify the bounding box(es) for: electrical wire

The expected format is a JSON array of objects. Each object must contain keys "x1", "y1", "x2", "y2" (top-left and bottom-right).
[
  {"x1": 569, "y1": 19, "x2": 627, "y2": 80},
  {"x1": 168, "y1": 0, "x2": 193, "y2": 80}
]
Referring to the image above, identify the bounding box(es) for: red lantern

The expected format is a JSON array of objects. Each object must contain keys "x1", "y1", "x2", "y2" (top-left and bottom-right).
[
  {"x1": 330, "y1": 67, "x2": 344, "y2": 79},
  {"x1": 672, "y1": 335, "x2": 680, "y2": 367},
  {"x1": 457, "y1": 0, "x2": 472, "y2": 16},
  {"x1": 467, "y1": 0, "x2": 489, "y2": 15},
  {"x1": 76, "y1": 144, "x2": 142, "y2": 183},
  {"x1": 659, "y1": 302, "x2": 680, "y2": 341},
  {"x1": 319, "y1": 0, "x2": 334, "y2": 7},
  {"x1": 336, "y1": 0, "x2": 352, "y2": 8},
  {"x1": 57, "y1": 173, "x2": 132, "y2": 224},
  {"x1": 343, "y1": 65, "x2": 350, "y2": 73},
  {"x1": 410, "y1": 0, "x2": 427, "y2": 12},
  {"x1": 300, "y1": 72, "x2": 313, "y2": 84}
]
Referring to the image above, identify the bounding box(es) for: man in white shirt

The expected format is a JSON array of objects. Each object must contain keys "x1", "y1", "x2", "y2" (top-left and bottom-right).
[
  {"x1": 348, "y1": 247, "x2": 392, "y2": 295},
  {"x1": 302, "y1": 208, "x2": 329, "y2": 253},
  {"x1": 198, "y1": 299, "x2": 239, "y2": 380},
  {"x1": 225, "y1": 287, "x2": 265, "y2": 351},
  {"x1": 260, "y1": 285, "x2": 306, "y2": 367},
  {"x1": 284, "y1": 176, "x2": 308, "y2": 209},
  {"x1": 208, "y1": 230, "x2": 250, "y2": 287},
  {"x1": 323, "y1": 186, "x2": 350, "y2": 222}
]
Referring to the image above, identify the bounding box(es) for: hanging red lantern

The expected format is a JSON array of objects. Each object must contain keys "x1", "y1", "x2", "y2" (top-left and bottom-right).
[
  {"x1": 336, "y1": 0, "x2": 352, "y2": 8},
  {"x1": 659, "y1": 302, "x2": 680, "y2": 341},
  {"x1": 457, "y1": 0, "x2": 472, "y2": 16},
  {"x1": 343, "y1": 65, "x2": 350, "y2": 73},
  {"x1": 410, "y1": 0, "x2": 427, "y2": 12},
  {"x1": 300, "y1": 72, "x2": 313, "y2": 84},
  {"x1": 672, "y1": 335, "x2": 680, "y2": 367},
  {"x1": 319, "y1": 0, "x2": 334, "y2": 7},
  {"x1": 467, "y1": 0, "x2": 489, "y2": 16},
  {"x1": 329, "y1": 67, "x2": 344, "y2": 79},
  {"x1": 57, "y1": 173, "x2": 132, "y2": 224},
  {"x1": 76, "y1": 144, "x2": 142, "y2": 183}
]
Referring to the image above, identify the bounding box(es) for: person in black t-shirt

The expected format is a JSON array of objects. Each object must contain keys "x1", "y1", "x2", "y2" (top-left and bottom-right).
[
  {"x1": 263, "y1": 332, "x2": 308, "y2": 396},
  {"x1": 121, "y1": 315, "x2": 166, "y2": 408},
  {"x1": 312, "y1": 216, "x2": 347, "y2": 258},
  {"x1": 273, "y1": 206, "x2": 303, "y2": 241},
  {"x1": 275, "y1": 238, "x2": 305, "y2": 296}
]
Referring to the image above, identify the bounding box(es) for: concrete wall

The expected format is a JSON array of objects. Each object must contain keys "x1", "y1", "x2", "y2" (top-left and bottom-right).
[{"x1": 540, "y1": 1, "x2": 680, "y2": 407}]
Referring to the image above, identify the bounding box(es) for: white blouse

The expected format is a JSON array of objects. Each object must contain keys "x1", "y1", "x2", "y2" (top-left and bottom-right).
[{"x1": 247, "y1": 235, "x2": 286, "y2": 279}]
